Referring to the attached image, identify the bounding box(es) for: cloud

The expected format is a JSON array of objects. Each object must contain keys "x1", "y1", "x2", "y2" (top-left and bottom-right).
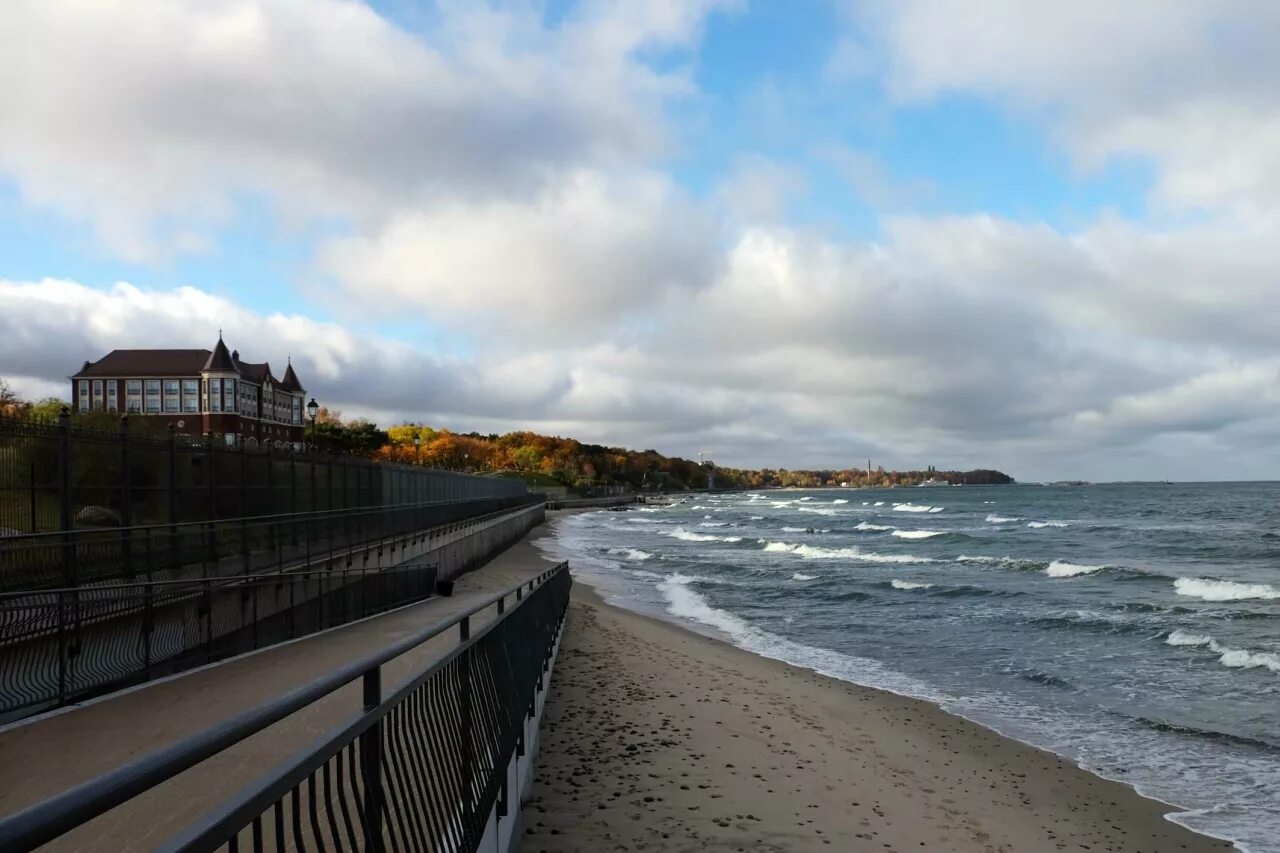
[
  {"x1": 0, "y1": 0, "x2": 730, "y2": 261},
  {"x1": 318, "y1": 169, "x2": 720, "y2": 340},
  {"x1": 854, "y1": 0, "x2": 1280, "y2": 216}
]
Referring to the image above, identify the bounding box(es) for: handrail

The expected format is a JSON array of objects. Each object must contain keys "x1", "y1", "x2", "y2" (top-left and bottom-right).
[
  {"x1": 0, "y1": 495, "x2": 538, "y2": 547},
  {"x1": 0, "y1": 561, "x2": 570, "y2": 851}
]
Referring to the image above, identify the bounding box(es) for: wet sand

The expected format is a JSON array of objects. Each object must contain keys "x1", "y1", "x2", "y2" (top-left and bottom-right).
[{"x1": 521, "y1": 578, "x2": 1231, "y2": 852}]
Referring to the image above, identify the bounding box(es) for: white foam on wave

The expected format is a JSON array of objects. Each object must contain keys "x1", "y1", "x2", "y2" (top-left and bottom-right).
[
  {"x1": 606, "y1": 547, "x2": 654, "y2": 562},
  {"x1": 700, "y1": 521, "x2": 729, "y2": 527},
  {"x1": 874, "y1": 501, "x2": 884, "y2": 506},
  {"x1": 749, "y1": 515, "x2": 764, "y2": 520},
  {"x1": 986, "y1": 514, "x2": 1022, "y2": 523},
  {"x1": 666, "y1": 527, "x2": 742, "y2": 543},
  {"x1": 797, "y1": 506, "x2": 837, "y2": 516},
  {"x1": 1166, "y1": 630, "x2": 1280, "y2": 673},
  {"x1": 1045, "y1": 560, "x2": 1106, "y2": 578},
  {"x1": 893, "y1": 503, "x2": 934, "y2": 513},
  {"x1": 655, "y1": 578, "x2": 946, "y2": 703},
  {"x1": 1174, "y1": 577, "x2": 1280, "y2": 601},
  {"x1": 928, "y1": 506, "x2": 945, "y2": 513},
  {"x1": 628, "y1": 517, "x2": 667, "y2": 524},
  {"x1": 832, "y1": 499, "x2": 849, "y2": 504},
  {"x1": 798, "y1": 496, "x2": 813, "y2": 501},
  {"x1": 760, "y1": 540, "x2": 935, "y2": 563},
  {"x1": 855, "y1": 522, "x2": 893, "y2": 532},
  {"x1": 892, "y1": 529, "x2": 946, "y2": 539},
  {"x1": 771, "y1": 500, "x2": 795, "y2": 507},
  {"x1": 1028, "y1": 521, "x2": 1069, "y2": 529},
  {"x1": 791, "y1": 572, "x2": 818, "y2": 581},
  {"x1": 691, "y1": 505, "x2": 709, "y2": 510},
  {"x1": 781, "y1": 526, "x2": 815, "y2": 532},
  {"x1": 891, "y1": 579, "x2": 934, "y2": 590}
]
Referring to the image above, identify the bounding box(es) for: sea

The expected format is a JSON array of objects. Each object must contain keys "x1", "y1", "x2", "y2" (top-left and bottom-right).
[{"x1": 537, "y1": 483, "x2": 1280, "y2": 851}]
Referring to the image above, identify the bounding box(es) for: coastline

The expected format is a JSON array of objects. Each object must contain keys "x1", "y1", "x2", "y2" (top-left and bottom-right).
[{"x1": 522, "y1": 521, "x2": 1235, "y2": 851}]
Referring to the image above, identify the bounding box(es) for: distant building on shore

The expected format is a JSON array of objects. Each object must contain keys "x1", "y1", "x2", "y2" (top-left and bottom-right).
[{"x1": 71, "y1": 334, "x2": 309, "y2": 446}]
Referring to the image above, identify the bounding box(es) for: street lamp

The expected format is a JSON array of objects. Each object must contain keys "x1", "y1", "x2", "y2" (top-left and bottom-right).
[
  {"x1": 413, "y1": 434, "x2": 421, "y2": 465},
  {"x1": 306, "y1": 397, "x2": 318, "y2": 446}
]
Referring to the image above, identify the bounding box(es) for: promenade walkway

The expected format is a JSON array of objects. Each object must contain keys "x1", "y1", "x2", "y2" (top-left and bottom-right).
[{"x1": 0, "y1": 518, "x2": 567, "y2": 852}]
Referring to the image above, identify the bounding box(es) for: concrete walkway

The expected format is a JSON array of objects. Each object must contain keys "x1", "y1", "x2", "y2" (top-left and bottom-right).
[{"x1": 0, "y1": 518, "x2": 567, "y2": 852}]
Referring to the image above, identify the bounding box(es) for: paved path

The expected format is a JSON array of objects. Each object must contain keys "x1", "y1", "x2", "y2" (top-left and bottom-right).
[{"x1": 0, "y1": 517, "x2": 568, "y2": 852}]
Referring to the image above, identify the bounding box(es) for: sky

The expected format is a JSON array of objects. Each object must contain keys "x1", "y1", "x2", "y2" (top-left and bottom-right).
[{"x1": 2, "y1": 0, "x2": 1279, "y2": 482}]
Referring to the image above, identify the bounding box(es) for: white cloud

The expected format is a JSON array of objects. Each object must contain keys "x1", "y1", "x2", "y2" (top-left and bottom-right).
[
  {"x1": 318, "y1": 169, "x2": 719, "y2": 339},
  {"x1": 855, "y1": 0, "x2": 1280, "y2": 215},
  {"x1": 0, "y1": 0, "x2": 730, "y2": 260}
]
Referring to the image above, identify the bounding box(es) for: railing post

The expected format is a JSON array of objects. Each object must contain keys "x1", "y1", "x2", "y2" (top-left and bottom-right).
[
  {"x1": 205, "y1": 440, "x2": 217, "y2": 574},
  {"x1": 28, "y1": 460, "x2": 37, "y2": 533},
  {"x1": 239, "y1": 441, "x2": 249, "y2": 575},
  {"x1": 168, "y1": 425, "x2": 179, "y2": 573},
  {"x1": 57, "y1": 407, "x2": 74, "y2": 587},
  {"x1": 119, "y1": 416, "x2": 132, "y2": 580},
  {"x1": 360, "y1": 667, "x2": 385, "y2": 852},
  {"x1": 459, "y1": 614, "x2": 474, "y2": 842}
]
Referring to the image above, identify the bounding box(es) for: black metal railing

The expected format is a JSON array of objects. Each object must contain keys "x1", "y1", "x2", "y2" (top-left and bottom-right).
[
  {"x1": 0, "y1": 493, "x2": 537, "y2": 592},
  {"x1": 0, "y1": 499, "x2": 545, "y2": 718},
  {"x1": 0, "y1": 561, "x2": 438, "y2": 719},
  {"x1": 0, "y1": 562, "x2": 572, "y2": 853},
  {"x1": 0, "y1": 412, "x2": 526, "y2": 537}
]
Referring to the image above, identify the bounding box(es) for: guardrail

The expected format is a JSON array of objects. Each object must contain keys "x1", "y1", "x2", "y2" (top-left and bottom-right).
[
  {"x1": 0, "y1": 494, "x2": 538, "y2": 592},
  {"x1": 0, "y1": 499, "x2": 545, "y2": 719},
  {"x1": 0, "y1": 562, "x2": 438, "y2": 720},
  {"x1": 0, "y1": 561, "x2": 573, "y2": 853}
]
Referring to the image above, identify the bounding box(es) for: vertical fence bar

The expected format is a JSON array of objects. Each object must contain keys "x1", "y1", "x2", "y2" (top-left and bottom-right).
[
  {"x1": 168, "y1": 425, "x2": 179, "y2": 573},
  {"x1": 119, "y1": 416, "x2": 133, "y2": 580},
  {"x1": 361, "y1": 667, "x2": 385, "y2": 853},
  {"x1": 459, "y1": 614, "x2": 474, "y2": 844},
  {"x1": 57, "y1": 408, "x2": 74, "y2": 587},
  {"x1": 28, "y1": 460, "x2": 36, "y2": 534}
]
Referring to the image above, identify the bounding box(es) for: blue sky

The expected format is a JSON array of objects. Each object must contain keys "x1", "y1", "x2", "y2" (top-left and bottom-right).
[{"x1": 2, "y1": 1, "x2": 1278, "y2": 480}]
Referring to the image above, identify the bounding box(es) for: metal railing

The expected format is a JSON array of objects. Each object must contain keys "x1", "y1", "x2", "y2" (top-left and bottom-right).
[
  {"x1": 0, "y1": 499, "x2": 545, "y2": 718},
  {"x1": 0, "y1": 561, "x2": 572, "y2": 853},
  {"x1": 0, "y1": 493, "x2": 536, "y2": 592},
  {"x1": 0, "y1": 562, "x2": 438, "y2": 720},
  {"x1": 0, "y1": 412, "x2": 526, "y2": 537}
]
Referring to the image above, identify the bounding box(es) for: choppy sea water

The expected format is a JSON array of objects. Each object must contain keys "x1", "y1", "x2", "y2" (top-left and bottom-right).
[{"x1": 537, "y1": 484, "x2": 1280, "y2": 851}]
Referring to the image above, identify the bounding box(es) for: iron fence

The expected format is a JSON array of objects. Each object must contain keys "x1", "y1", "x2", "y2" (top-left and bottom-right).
[
  {"x1": 0, "y1": 560, "x2": 438, "y2": 720},
  {"x1": 0, "y1": 493, "x2": 535, "y2": 592},
  {"x1": 0, "y1": 413, "x2": 526, "y2": 537},
  {"x1": 0, "y1": 561, "x2": 572, "y2": 853}
]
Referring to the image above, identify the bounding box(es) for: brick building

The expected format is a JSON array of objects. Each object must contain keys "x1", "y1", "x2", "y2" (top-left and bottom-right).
[{"x1": 71, "y1": 335, "x2": 311, "y2": 446}]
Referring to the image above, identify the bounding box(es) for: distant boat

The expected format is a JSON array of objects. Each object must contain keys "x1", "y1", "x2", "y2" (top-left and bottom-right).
[{"x1": 918, "y1": 478, "x2": 949, "y2": 487}]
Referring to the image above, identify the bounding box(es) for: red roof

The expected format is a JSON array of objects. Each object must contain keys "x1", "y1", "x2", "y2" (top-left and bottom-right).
[{"x1": 73, "y1": 350, "x2": 211, "y2": 378}]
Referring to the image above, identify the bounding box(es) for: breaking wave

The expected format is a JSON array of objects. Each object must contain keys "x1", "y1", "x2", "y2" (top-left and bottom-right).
[
  {"x1": 606, "y1": 547, "x2": 654, "y2": 562},
  {"x1": 1173, "y1": 577, "x2": 1280, "y2": 601},
  {"x1": 986, "y1": 514, "x2": 1022, "y2": 523},
  {"x1": 1045, "y1": 560, "x2": 1107, "y2": 578},
  {"x1": 893, "y1": 503, "x2": 935, "y2": 513},
  {"x1": 1028, "y1": 521, "x2": 1070, "y2": 529},
  {"x1": 831, "y1": 499, "x2": 849, "y2": 504},
  {"x1": 791, "y1": 572, "x2": 818, "y2": 581},
  {"x1": 1166, "y1": 630, "x2": 1280, "y2": 673},
  {"x1": 892, "y1": 529, "x2": 945, "y2": 540},
  {"x1": 760, "y1": 540, "x2": 935, "y2": 563},
  {"x1": 891, "y1": 579, "x2": 934, "y2": 590},
  {"x1": 854, "y1": 522, "x2": 893, "y2": 532},
  {"x1": 666, "y1": 528, "x2": 742, "y2": 543}
]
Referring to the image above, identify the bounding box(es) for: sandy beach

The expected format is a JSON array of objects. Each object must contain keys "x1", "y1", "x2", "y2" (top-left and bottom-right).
[{"x1": 520, "y1": 575, "x2": 1231, "y2": 852}]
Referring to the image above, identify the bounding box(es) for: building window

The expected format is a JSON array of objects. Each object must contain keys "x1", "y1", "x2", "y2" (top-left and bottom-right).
[
  {"x1": 107, "y1": 384, "x2": 117, "y2": 397},
  {"x1": 162, "y1": 379, "x2": 178, "y2": 395},
  {"x1": 145, "y1": 397, "x2": 161, "y2": 414},
  {"x1": 107, "y1": 402, "x2": 117, "y2": 413},
  {"x1": 92, "y1": 380, "x2": 103, "y2": 401},
  {"x1": 145, "y1": 380, "x2": 160, "y2": 394},
  {"x1": 183, "y1": 398, "x2": 199, "y2": 413},
  {"x1": 209, "y1": 378, "x2": 221, "y2": 412},
  {"x1": 126, "y1": 380, "x2": 141, "y2": 394},
  {"x1": 164, "y1": 397, "x2": 179, "y2": 413},
  {"x1": 182, "y1": 379, "x2": 198, "y2": 395}
]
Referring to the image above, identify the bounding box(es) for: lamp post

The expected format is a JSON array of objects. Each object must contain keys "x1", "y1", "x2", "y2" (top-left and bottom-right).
[
  {"x1": 413, "y1": 434, "x2": 421, "y2": 465},
  {"x1": 463, "y1": 452, "x2": 469, "y2": 473},
  {"x1": 306, "y1": 397, "x2": 318, "y2": 448}
]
